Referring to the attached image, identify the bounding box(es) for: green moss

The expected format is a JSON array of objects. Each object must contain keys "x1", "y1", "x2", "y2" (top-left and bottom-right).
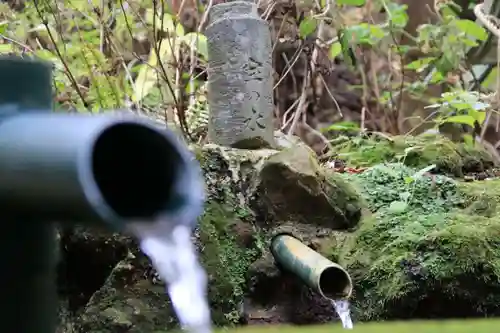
[
  {"x1": 191, "y1": 144, "x2": 205, "y2": 165},
  {"x1": 330, "y1": 135, "x2": 397, "y2": 167},
  {"x1": 337, "y1": 163, "x2": 500, "y2": 320},
  {"x1": 339, "y1": 163, "x2": 463, "y2": 213},
  {"x1": 458, "y1": 179, "x2": 500, "y2": 217},
  {"x1": 331, "y1": 134, "x2": 494, "y2": 176},
  {"x1": 198, "y1": 202, "x2": 260, "y2": 326},
  {"x1": 341, "y1": 210, "x2": 500, "y2": 320},
  {"x1": 324, "y1": 171, "x2": 367, "y2": 226},
  {"x1": 196, "y1": 146, "x2": 262, "y2": 326}
]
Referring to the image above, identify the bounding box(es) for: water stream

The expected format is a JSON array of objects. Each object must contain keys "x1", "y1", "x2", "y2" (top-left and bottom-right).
[
  {"x1": 126, "y1": 218, "x2": 354, "y2": 333},
  {"x1": 332, "y1": 299, "x2": 354, "y2": 329},
  {"x1": 127, "y1": 220, "x2": 212, "y2": 333}
]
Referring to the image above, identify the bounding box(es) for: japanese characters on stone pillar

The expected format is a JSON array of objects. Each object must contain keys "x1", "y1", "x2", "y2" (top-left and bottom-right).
[{"x1": 206, "y1": 0, "x2": 275, "y2": 149}]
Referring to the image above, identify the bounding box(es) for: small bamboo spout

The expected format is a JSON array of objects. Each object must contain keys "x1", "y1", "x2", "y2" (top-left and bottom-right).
[{"x1": 270, "y1": 234, "x2": 352, "y2": 300}]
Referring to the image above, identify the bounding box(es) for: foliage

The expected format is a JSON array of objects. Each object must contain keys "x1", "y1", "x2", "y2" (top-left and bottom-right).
[
  {"x1": 4, "y1": 0, "x2": 500, "y2": 329},
  {"x1": 2, "y1": 0, "x2": 497, "y2": 144},
  {"x1": 0, "y1": 0, "x2": 208, "y2": 138},
  {"x1": 297, "y1": 0, "x2": 496, "y2": 141}
]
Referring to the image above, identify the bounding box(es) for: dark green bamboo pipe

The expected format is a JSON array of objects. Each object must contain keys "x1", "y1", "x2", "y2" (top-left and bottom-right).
[
  {"x1": 270, "y1": 234, "x2": 352, "y2": 300},
  {"x1": 0, "y1": 56, "x2": 204, "y2": 333}
]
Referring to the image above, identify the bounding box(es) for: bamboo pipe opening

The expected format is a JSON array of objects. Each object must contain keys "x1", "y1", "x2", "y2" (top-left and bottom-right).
[{"x1": 318, "y1": 265, "x2": 352, "y2": 300}]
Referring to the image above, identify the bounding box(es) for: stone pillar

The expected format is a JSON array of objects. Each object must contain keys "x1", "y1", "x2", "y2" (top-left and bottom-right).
[{"x1": 206, "y1": 0, "x2": 275, "y2": 149}]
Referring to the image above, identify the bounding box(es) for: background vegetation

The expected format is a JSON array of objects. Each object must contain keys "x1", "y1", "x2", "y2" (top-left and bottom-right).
[{"x1": 1, "y1": 0, "x2": 498, "y2": 153}]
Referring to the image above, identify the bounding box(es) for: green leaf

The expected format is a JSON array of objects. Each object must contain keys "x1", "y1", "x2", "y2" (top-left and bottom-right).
[
  {"x1": 185, "y1": 79, "x2": 202, "y2": 95},
  {"x1": 342, "y1": 23, "x2": 386, "y2": 45},
  {"x1": 134, "y1": 35, "x2": 182, "y2": 103},
  {"x1": 321, "y1": 121, "x2": 360, "y2": 132},
  {"x1": 344, "y1": 24, "x2": 371, "y2": 44},
  {"x1": 430, "y1": 71, "x2": 445, "y2": 84},
  {"x1": 482, "y1": 67, "x2": 498, "y2": 89},
  {"x1": 339, "y1": 29, "x2": 356, "y2": 68},
  {"x1": 35, "y1": 49, "x2": 60, "y2": 65},
  {"x1": 450, "y1": 102, "x2": 471, "y2": 111},
  {"x1": 404, "y1": 176, "x2": 415, "y2": 184},
  {"x1": 386, "y1": 3, "x2": 409, "y2": 28},
  {"x1": 175, "y1": 23, "x2": 185, "y2": 38},
  {"x1": 299, "y1": 17, "x2": 318, "y2": 38},
  {"x1": 463, "y1": 134, "x2": 474, "y2": 147},
  {"x1": 440, "y1": 4, "x2": 459, "y2": 18},
  {"x1": 368, "y1": 24, "x2": 386, "y2": 39},
  {"x1": 337, "y1": 0, "x2": 365, "y2": 5},
  {"x1": 0, "y1": 21, "x2": 7, "y2": 35},
  {"x1": 329, "y1": 42, "x2": 342, "y2": 59},
  {"x1": 388, "y1": 201, "x2": 408, "y2": 213},
  {"x1": 0, "y1": 43, "x2": 13, "y2": 54},
  {"x1": 455, "y1": 19, "x2": 488, "y2": 41},
  {"x1": 473, "y1": 110, "x2": 486, "y2": 124},
  {"x1": 183, "y1": 33, "x2": 208, "y2": 60},
  {"x1": 461, "y1": 39, "x2": 479, "y2": 47},
  {"x1": 405, "y1": 57, "x2": 436, "y2": 70},
  {"x1": 441, "y1": 115, "x2": 476, "y2": 127},
  {"x1": 133, "y1": 43, "x2": 166, "y2": 103}
]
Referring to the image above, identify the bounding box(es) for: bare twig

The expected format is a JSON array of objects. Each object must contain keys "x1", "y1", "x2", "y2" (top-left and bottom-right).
[{"x1": 287, "y1": 59, "x2": 310, "y2": 136}]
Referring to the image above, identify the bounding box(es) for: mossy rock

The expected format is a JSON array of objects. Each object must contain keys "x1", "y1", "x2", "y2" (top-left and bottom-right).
[
  {"x1": 458, "y1": 178, "x2": 500, "y2": 217},
  {"x1": 195, "y1": 145, "x2": 271, "y2": 326},
  {"x1": 195, "y1": 143, "x2": 365, "y2": 325},
  {"x1": 339, "y1": 162, "x2": 463, "y2": 213},
  {"x1": 76, "y1": 252, "x2": 179, "y2": 332},
  {"x1": 342, "y1": 210, "x2": 500, "y2": 320},
  {"x1": 331, "y1": 133, "x2": 495, "y2": 176},
  {"x1": 337, "y1": 163, "x2": 500, "y2": 320},
  {"x1": 257, "y1": 145, "x2": 365, "y2": 230},
  {"x1": 198, "y1": 202, "x2": 262, "y2": 326}
]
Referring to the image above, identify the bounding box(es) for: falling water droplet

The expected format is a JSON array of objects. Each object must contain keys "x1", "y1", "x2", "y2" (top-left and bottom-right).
[{"x1": 332, "y1": 299, "x2": 353, "y2": 329}]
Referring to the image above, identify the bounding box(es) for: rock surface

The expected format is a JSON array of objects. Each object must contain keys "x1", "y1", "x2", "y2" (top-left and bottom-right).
[
  {"x1": 76, "y1": 251, "x2": 177, "y2": 332},
  {"x1": 57, "y1": 132, "x2": 500, "y2": 332}
]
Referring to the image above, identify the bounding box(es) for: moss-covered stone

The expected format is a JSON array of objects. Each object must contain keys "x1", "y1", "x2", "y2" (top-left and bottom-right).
[
  {"x1": 196, "y1": 145, "x2": 270, "y2": 326},
  {"x1": 342, "y1": 210, "x2": 500, "y2": 320},
  {"x1": 198, "y1": 202, "x2": 261, "y2": 325},
  {"x1": 339, "y1": 163, "x2": 463, "y2": 212},
  {"x1": 331, "y1": 133, "x2": 495, "y2": 176},
  {"x1": 458, "y1": 178, "x2": 500, "y2": 217},
  {"x1": 195, "y1": 143, "x2": 365, "y2": 325},
  {"x1": 337, "y1": 163, "x2": 500, "y2": 320},
  {"x1": 76, "y1": 251, "x2": 178, "y2": 332},
  {"x1": 256, "y1": 145, "x2": 365, "y2": 230}
]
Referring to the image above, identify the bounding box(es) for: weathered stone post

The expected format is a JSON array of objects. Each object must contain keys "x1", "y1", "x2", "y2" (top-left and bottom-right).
[{"x1": 206, "y1": 0, "x2": 275, "y2": 149}]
